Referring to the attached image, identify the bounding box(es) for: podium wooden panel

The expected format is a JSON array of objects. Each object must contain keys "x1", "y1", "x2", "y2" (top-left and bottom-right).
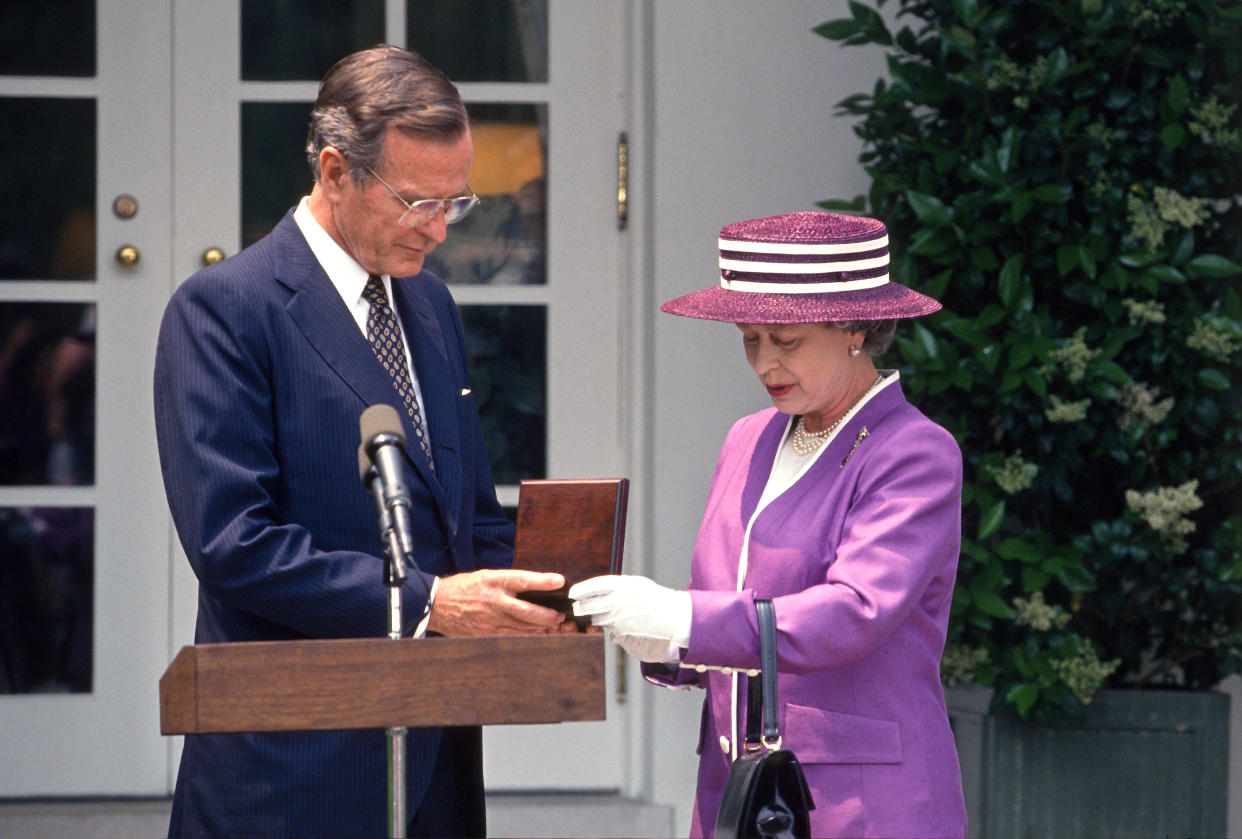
[{"x1": 160, "y1": 634, "x2": 604, "y2": 735}]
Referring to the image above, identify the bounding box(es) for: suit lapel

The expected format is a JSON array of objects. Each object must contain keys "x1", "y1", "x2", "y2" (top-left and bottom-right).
[
  {"x1": 392, "y1": 279, "x2": 463, "y2": 536},
  {"x1": 272, "y1": 215, "x2": 454, "y2": 523}
]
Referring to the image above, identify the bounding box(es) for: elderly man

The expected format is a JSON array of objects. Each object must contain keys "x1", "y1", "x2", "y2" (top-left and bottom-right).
[{"x1": 154, "y1": 45, "x2": 564, "y2": 838}]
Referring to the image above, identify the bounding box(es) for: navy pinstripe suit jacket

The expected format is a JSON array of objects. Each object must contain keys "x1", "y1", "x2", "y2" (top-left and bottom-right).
[{"x1": 154, "y1": 210, "x2": 513, "y2": 838}]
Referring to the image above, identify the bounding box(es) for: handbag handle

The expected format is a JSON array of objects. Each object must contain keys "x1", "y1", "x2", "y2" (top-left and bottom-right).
[{"x1": 744, "y1": 599, "x2": 781, "y2": 751}]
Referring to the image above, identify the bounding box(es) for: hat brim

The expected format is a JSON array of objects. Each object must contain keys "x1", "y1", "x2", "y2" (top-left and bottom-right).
[{"x1": 660, "y1": 282, "x2": 941, "y2": 324}]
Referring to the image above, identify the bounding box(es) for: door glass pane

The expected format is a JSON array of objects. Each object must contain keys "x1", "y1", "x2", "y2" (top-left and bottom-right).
[
  {"x1": 0, "y1": 506, "x2": 94, "y2": 694},
  {"x1": 460, "y1": 305, "x2": 545, "y2": 484},
  {"x1": 406, "y1": 0, "x2": 547, "y2": 83},
  {"x1": 241, "y1": 101, "x2": 313, "y2": 246},
  {"x1": 0, "y1": 97, "x2": 96, "y2": 280},
  {"x1": 0, "y1": 2, "x2": 95, "y2": 77},
  {"x1": 426, "y1": 104, "x2": 547, "y2": 286},
  {"x1": 0, "y1": 303, "x2": 96, "y2": 486},
  {"x1": 241, "y1": 0, "x2": 384, "y2": 81}
]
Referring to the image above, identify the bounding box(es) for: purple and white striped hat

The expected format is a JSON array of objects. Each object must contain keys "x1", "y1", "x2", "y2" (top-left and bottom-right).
[{"x1": 660, "y1": 212, "x2": 941, "y2": 323}]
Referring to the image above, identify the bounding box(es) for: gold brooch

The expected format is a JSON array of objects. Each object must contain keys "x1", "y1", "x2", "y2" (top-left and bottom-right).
[{"x1": 840, "y1": 427, "x2": 870, "y2": 469}]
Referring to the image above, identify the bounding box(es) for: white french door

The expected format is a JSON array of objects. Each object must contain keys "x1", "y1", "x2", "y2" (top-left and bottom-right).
[
  {"x1": 2, "y1": 0, "x2": 632, "y2": 798},
  {"x1": 0, "y1": 0, "x2": 174, "y2": 795}
]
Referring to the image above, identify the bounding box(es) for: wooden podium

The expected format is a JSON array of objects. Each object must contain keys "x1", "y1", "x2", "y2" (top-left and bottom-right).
[
  {"x1": 159, "y1": 478, "x2": 626, "y2": 736},
  {"x1": 160, "y1": 634, "x2": 603, "y2": 734}
]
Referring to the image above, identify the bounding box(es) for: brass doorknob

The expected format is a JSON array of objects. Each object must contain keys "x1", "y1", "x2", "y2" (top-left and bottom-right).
[
  {"x1": 202, "y1": 247, "x2": 226, "y2": 266},
  {"x1": 115, "y1": 245, "x2": 140, "y2": 268}
]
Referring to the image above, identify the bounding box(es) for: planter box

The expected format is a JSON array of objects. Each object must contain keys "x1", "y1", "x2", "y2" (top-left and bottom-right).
[{"x1": 946, "y1": 685, "x2": 1228, "y2": 839}]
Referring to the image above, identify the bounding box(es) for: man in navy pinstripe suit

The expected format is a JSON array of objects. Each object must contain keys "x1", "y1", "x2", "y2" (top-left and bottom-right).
[{"x1": 154, "y1": 45, "x2": 567, "y2": 838}]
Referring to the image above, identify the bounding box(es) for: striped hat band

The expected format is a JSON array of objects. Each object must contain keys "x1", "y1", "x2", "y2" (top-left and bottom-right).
[{"x1": 719, "y1": 234, "x2": 890, "y2": 294}]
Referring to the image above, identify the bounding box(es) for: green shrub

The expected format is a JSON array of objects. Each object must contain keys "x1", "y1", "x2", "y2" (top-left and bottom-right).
[{"x1": 817, "y1": 0, "x2": 1242, "y2": 724}]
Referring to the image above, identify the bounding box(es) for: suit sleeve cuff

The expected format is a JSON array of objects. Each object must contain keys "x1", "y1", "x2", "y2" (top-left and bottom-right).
[{"x1": 406, "y1": 574, "x2": 439, "y2": 638}]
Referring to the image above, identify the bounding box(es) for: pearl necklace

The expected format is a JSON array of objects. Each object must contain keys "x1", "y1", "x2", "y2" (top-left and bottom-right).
[{"x1": 790, "y1": 374, "x2": 885, "y2": 456}]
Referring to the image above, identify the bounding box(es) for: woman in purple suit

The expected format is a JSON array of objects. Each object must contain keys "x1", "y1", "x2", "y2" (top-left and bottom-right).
[{"x1": 571, "y1": 212, "x2": 968, "y2": 838}]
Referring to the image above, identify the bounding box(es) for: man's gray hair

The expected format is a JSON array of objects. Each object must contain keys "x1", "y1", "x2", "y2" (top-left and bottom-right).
[{"x1": 305, "y1": 45, "x2": 468, "y2": 182}]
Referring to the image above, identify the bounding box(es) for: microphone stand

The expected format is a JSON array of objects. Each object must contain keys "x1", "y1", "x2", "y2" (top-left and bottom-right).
[
  {"x1": 359, "y1": 406, "x2": 434, "y2": 839},
  {"x1": 362, "y1": 458, "x2": 409, "y2": 839}
]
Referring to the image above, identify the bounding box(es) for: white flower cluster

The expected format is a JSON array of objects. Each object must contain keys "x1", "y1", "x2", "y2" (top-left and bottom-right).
[
  {"x1": 1186, "y1": 315, "x2": 1242, "y2": 362},
  {"x1": 1045, "y1": 394, "x2": 1091, "y2": 423},
  {"x1": 940, "y1": 644, "x2": 990, "y2": 686},
  {"x1": 1125, "y1": 479, "x2": 1204, "y2": 553},
  {"x1": 1188, "y1": 95, "x2": 1241, "y2": 148},
  {"x1": 1049, "y1": 327, "x2": 1097, "y2": 384},
  {"x1": 1051, "y1": 644, "x2": 1121, "y2": 705},
  {"x1": 1122, "y1": 297, "x2": 1167, "y2": 327},
  {"x1": 988, "y1": 451, "x2": 1039, "y2": 494},
  {"x1": 1116, "y1": 381, "x2": 1174, "y2": 431},
  {"x1": 1013, "y1": 590, "x2": 1072, "y2": 632},
  {"x1": 1126, "y1": 186, "x2": 1212, "y2": 252}
]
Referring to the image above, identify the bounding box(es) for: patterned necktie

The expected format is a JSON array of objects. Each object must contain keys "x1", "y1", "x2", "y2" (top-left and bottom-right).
[{"x1": 362, "y1": 275, "x2": 434, "y2": 469}]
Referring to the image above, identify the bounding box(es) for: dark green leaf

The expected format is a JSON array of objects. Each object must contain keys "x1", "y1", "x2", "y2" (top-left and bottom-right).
[
  {"x1": 998, "y1": 255, "x2": 1024, "y2": 307},
  {"x1": 1140, "y1": 264, "x2": 1186, "y2": 285},
  {"x1": 951, "y1": 0, "x2": 978, "y2": 24},
  {"x1": 972, "y1": 589, "x2": 1015, "y2": 619},
  {"x1": 1199, "y1": 368, "x2": 1231, "y2": 390},
  {"x1": 1160, "y1": 123, "x2": 1186, "y2": 150},
  {"x1": 1095, "y1": 360, "x2": 1130, "y2": 385},
  {"x1": 1188, "y1": 254, "x2": 1242, "y2": 277},
  {"x1": 1056, "y1": 563, "x2": 1096, "y2": 592},
  {"x1": 1023, "y1": 369, "x2": 1047, "y2": 399},
  {"x1": 1032, "y1": 183, "x2": 1071, "y2": 203},
  {"x1": 1044, "y1": 47, "x2": 1070, "y2": 83},
  {"x1": 817, "y1": 196, "x2": 868, "y2": 212},
  {"x1": 1166, "y1": 73, "x2": 1190, "y2": 116},
  {"x1": 913, "y1": 321, "x2": 939, "y2": 361},
  {"x1": 906, "y1": 190, "x2": 952, "y2": 225},
  {"x1": 1009, "y1": 191, "x2": 1034, "y2": 221},
  {"x1": 909, "y1": 227, "x2": 955, "y2": 256},
  {"x1": 1056, "y1": 245, "x2": 1078, "y2": 277},
  {"x1": 997, "y1": 537, "x2": 1040, "y2": 562},
  {"x1": 997, "y1": 126, "x2": 1019, "y2": 174},
  {"x1": 1007, "y1": 682, "x2": 1040, "y2": 716},
  {"x1": 978, "y1": 500, "x2": 1006, "y2": 540},
  {"x1": 813, "y1": 19, "x2": 863, "y2": 41},
  {"x1": 1008, "y1": 341, "x2": 1034, "y2": 371}
]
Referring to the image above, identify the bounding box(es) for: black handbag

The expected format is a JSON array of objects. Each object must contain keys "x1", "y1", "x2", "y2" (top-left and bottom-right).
[{"x1": 713, "y1": 599, "x2": 814, "y2": 839}]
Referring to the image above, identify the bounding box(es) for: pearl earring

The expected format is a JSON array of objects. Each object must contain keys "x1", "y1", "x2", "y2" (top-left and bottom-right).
[{"x1": 849, "y1": 345, "x2": 862, "y2": 357}]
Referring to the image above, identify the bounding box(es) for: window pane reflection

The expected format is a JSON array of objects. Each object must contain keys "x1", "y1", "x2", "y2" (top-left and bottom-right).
[
  {"x1": 0, "y1": 97, "x2": 96, "y2": 280},
  {"x1": 0, "y1": 303, "x2": 96, "y2": 486},
  {"x1": 0, "y1": 507, "x2": 93, "y2": 694},
  {"x1": 407, "y1": 0, "x2": 547, "y2": 83},
  {"x1": 460, "y1": 305, "x2": 545, "y2": 484},
  {"x1": 241, "y1": 101, "x2": 313, "y2": 247},
  {"x1": 0, "y1": 2, "x2": 95, "y2": 77},
  {"x1": 426, "y1": 104, "x2": 547, "y2": 286},
  {"x1": 241, "y1": 0, "x2": 384, "y2": 81}
]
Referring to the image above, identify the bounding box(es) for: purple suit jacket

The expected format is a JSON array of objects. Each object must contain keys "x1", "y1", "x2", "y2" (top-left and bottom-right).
[{"x1": 649, "y1": 378, "x2": 967, "y2": 838}]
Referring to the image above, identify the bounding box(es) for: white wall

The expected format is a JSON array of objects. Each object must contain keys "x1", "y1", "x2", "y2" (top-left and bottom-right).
[{"x1": 638, "y1": 2, "x2": 887, "y2": 831}]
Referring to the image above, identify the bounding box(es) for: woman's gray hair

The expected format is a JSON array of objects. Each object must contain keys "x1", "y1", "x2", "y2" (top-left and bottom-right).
[
  {"x1": 305, "y1": 45, "x2": 468, "y2": 182},
  {"x1": 831, "y1": 319, "x2": 898, "y2": 355}
]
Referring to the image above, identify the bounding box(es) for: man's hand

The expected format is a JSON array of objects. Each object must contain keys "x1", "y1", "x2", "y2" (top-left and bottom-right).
[{"x1": 426, "y1": 569, "x2": 566, "y2": 637}]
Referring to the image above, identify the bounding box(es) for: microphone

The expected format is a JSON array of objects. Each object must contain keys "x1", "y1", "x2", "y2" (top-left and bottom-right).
[{"x1": 359, "y1": 404, "x2": 415, "y2": 582}]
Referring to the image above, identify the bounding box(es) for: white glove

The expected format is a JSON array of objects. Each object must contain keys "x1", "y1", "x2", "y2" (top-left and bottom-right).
[
  {"x1": 568, "y1": 574, "x2": 692, "y2": 648},
  {"x1": 609, "y1": 631, "x2": 682, "y2": 664}
]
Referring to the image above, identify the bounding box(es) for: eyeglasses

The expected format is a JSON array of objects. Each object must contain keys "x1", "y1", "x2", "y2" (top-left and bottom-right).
[{"x1": 360, "y1": 163, "x2": 479, "y2": 227}]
